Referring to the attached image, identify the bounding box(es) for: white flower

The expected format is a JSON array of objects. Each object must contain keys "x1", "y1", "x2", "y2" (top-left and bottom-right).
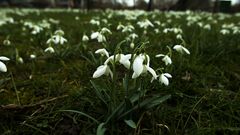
[
  {"x1": 52, "y1": 35, "x2": 67, "y2": 45},
  {"x1": 203, "y1": 24, "x2": 211, "y2": 30},
  {"x1": 30, "y1": 54, "x2": 36, "y2": 59},
  {"x1": 117, "y1": 24, "x2": 124, "y2": 30},
  {"x1": 90, "y1": 19, "x2": 100, "y2": 26},
  {"x1": 46, "y1": 38, "x2": 55, "y2": 44},
  {"x1": 0, "y1": 56, "x2": 10, "y2": 72},
  {"x1": 44, "y1": 46, "x2": 55, "y2": 53},
  {"x1": 132, "y1": 54, "x2": 157, "y2": 80},
  {"x1": 104, "y1": 54, "x2": 132, "y2": 69},
  {"x1": 119, "y1": 54, "x2": 131, "y2": 69},
  {"x1": 130, "y1": 42, "x2": 135, "y2": 48},
  {"x1": 176, "y1": 34, "x2": 182, "y2": 39},
  {"x1": 95, "y1": 48, "x2": 109, "y2": 58},
  {"x1": 17, "y1": 57, "x2": 24, "y2": 64},
  {"x1": 137, "y1": 19, "x2": 154, "y2": 29},
  {"x1": 159, "y1": 73, "x2": 172, "y2": 86},
  {"x1": 91, "y1": 32, "x2": 99, "y2": 39},
  {"x1": 155, "y1": 54, "x2": 172, "y2": 65},
  {"x1": 220, "y1": 29, "x2": 230, "y2": 35},
  {"x1": 173, "y1": 45, "x2": 190, "y2": 55},
  {"x1": 3, "y1": 39, "x2": 11, "y2": 46},
  {"x1": 91, "y1": 32, "x2": 106, "y2": 43},
  {"x1": 129, "y1": 33, "x2": 138, "y2": 40},
  {"x1": 54, "y1": 29, "x2": 65, "y2": 36},
  {"x1": 101, "y1": 27, "x2": 112, "y2": 34},
  {"x1": 93, "y1": 64, "x2": 113, "y2": 78},
  {"x1": 82, "y1": 34, "x2": 89, "y2": 42}
]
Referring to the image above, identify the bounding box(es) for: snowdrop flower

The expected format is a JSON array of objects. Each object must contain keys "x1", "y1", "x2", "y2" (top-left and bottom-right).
[
  {"x1": 52, "y1": 35, "x2": 67, "y2": 45},
  {"x1": 91, "y1": 32, "x2": 106, "y2": 43},
  {"x1": 117, "y1": 23, "x2": 124, "y2": 30},
  {"x1": 54, "y1": 29, "x2": 65, "y2": 36},
  {"x1": 93, "y1": 64, "x2": 113, "y2": 78},
  {"x1": 3, "y1": 39, "x2": 11, "y2": 46},
  {"x1": 82, "y1": 34, "x2": 89, "y2": 42},
  {"x1": 104, "y1": 54, "x2": 132, "y2": 69},
  {"x1": 132, "y1": 54, "x2": 157, "y2": 80},
  {"x1": 137, "y1": 19, "x2": 154, "y2": 29},
  {"x1": 176, "y1": 34, "x2": 182, "y2": 39},
  {"x1": 31, "y1": 25, "x2": 43, "y2": 35},
  {"x1": 95, "y1": 48, "x2": 109, "y2": 58},
  {"x1": 17, "y1": 57, "x2": 24, "y2": 64},
  {"x1": 0, "y1": 56, "x2": 10, "y2": 72},
  {"x1": 173, "y1": 45, "x2": 190, "y2": 55},
  {"x1": 46, "y1": 37, "x2": 55, "y2": 45},
  {"x1": 30, "y1": 54, "x2": 36, "y2": 59},
  {"x1": 44, "y1": 46, "x2": 55, "y2": 53},
  {"x1": 128, "y1": 33, "x2": 138, "y2": 40},
  {"x1": 91, "y1": 32, "x2": 100, "y2": 39},
  {"x1": 220, "y1": 29, "x2": 230, "y2": 35},
  {"x1": 90, "y1": 19, "x2": 100, "y2": 26},
  {"x1": 118, "y1": 54, "x2": 131, "y2": 69},
  {"x1": 203, "y1": 24, "x2": 211, "y2": 30},
  {"x1": 121, "y1": 25, "x2": 133, "y2": 32},
  {"x1": 101, "y1": 27, "x2": 112, "y2": 34},
  {"x1": 130, "y1": 42, "x2": 135, "y2": 48},
  {"x1": 155, "y1": 54, "x2": 172, "y2": 65},
  {"x1": 159, "y1": 73, "x2": 172, "y2": 86}
]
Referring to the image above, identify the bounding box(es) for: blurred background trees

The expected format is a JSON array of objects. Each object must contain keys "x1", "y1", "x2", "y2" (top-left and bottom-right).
[{"x1": 0, "y1": 0, "x2": 240, "y2": 12}]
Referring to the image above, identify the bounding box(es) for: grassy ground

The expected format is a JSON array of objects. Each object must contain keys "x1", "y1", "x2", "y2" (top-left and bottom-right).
[{"x1": 0, "y1": 9, "x2": 240, "y2": 135}]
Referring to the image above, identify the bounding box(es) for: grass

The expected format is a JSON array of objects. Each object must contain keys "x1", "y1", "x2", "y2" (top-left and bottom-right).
[{"x1": 0, "y1": 9, "x2": 240, "y2": 134}]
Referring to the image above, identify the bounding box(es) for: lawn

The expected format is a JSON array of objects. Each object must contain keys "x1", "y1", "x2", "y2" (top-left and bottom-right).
[{"x1": 0, "y1": 8, "x2": 240, "y2": 135}]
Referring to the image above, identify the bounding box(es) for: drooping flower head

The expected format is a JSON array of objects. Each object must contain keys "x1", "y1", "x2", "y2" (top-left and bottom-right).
[{"x1": 0, "y1": 56, "x2": 10, "y2": 72}]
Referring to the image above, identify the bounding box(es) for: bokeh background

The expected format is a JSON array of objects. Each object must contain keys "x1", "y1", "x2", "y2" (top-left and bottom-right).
[{"x1": 0, "y1": 0, "x2": 240, "y2": 12}]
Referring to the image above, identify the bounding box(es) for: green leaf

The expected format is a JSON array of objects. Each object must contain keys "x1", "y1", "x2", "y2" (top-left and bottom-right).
[
  {"x1": 90, "y1": 80, "x2": 108, "y2": 106},
  {"x1": 145, "y1": 95, "x2": 171, "y2": 109},
  {"x1": 97, "y1": 123, "x2": 106, "y2": 135},
  {"x1": 124, "y1": 119, "x2": 137, "y2": 129},
  {"x1": 58, "y1": 110, "x2": 99, "y2": 124}
]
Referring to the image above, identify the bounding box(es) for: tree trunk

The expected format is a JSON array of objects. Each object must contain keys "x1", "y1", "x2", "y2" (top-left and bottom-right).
[{"x1": 147, "y1": 0, "x2": 153, "y2": 11}]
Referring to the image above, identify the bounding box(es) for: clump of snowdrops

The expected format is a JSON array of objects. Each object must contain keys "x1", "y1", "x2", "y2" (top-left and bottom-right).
[{"x1": 91, "y1": 38, "x2": 190, "y2": 133}]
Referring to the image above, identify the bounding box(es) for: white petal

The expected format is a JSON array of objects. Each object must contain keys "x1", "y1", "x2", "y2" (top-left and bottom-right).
[
  {"x1": 173, "y1": 45, "x2": 182, "y2": 51},
  {"x1": 155, "y1": 54, "x2": 165, "y2": 57},
  {"x1": 93, "y1": 65, "x2": 107, "y2": 78},
  {"x1": 132, "y1": 72, "x2": 139, "y2": 79},
  {"x1": 95, "y1": 48, "x2": 109, "y2": 58},
  {"x1": 163, "y1": 73, "x2": 172, "y2": 78},
  {"x1": 119, "y1": 54, "x2": 131, "y2": 69},
  {"x1": 132, "y1": 56, "x2": 144, "y2": 77},
  {"x1": 0, "y1": 56, "x2": 10, "y2": 61},
  {"x1": 104, "y1": 56, "x2": 114, "y2": 65},
  {"x1": 162, "y1": 55, "x2": 172, "y2": 65},
  {"x1": 146, "y1": 66, "x2": 158, "y2": 80},
  {"x1": 0, "y1": 61, "x2": 7, "y2": 72},
  {"x1": 182, "y1": 47, "x2": 190, "y2": 54},
  {"x1": 105, "y1": 66, "x2": 113, "y2": 79},
  {"x1": 44, "y1": 47, "x2": 55, "y2": 53},
  {"x1": 91, "y1": 32, "x2": 99, "y2": 39},
  {"x1": 160, "y1": 74, "x2": 169, "y2": 86}
]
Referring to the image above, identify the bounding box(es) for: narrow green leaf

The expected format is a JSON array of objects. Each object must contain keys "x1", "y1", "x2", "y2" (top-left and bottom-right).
[
  {"x1": 124, "y1": 119, "x2": 137, "y2": 129},
  {"x1": 59, "y1": 110, "x2": 99, "y2": 124},
  {"x1": 97, "y1": 123, "x2": 106, "y2": 135}
]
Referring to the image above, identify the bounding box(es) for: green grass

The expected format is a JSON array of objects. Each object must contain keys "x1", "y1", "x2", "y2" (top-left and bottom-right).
[{"x1": 0, "y1": 9, "x2": 240, "y2": 134}]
